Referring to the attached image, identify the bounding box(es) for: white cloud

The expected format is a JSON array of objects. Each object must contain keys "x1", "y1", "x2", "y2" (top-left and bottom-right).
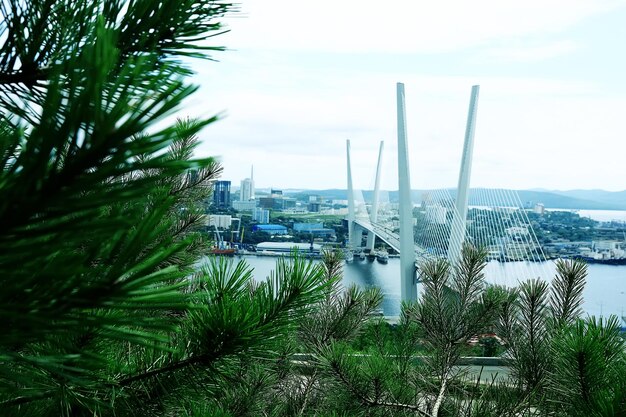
[
  {"x1": 222, "y1": 0, "x2": 626, "y2": 53},
  {"x1": 192, "y1": 66, "x2": 626, "y2": 190},
  {"x1": 179, "y1": 0, "x2": 626, "y2": 192}
]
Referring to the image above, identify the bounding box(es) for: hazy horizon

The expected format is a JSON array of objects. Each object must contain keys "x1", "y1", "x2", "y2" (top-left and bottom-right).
[{"x1": 233, "y1": 186, "x2": 626, "y2": 194}]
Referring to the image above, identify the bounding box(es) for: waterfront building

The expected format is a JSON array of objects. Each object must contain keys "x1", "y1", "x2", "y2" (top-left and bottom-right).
[
  {"x1": 207, "y1": 215, "x2": 232, "y2": 229},
  {"x1": 256, "y1": 241, "x2": 321, "y2": 254},
  {"x1": 212, "y1": 180, "x2": 231, "y2": 209},
  {"x1": 252, "y1": 224, "x2": 288, "y2": 235}
]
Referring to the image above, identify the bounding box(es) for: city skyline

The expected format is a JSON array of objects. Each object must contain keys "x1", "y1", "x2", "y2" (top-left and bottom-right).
[{"x1": 179, "y1": 1, "x2": 626, "y2": 192}]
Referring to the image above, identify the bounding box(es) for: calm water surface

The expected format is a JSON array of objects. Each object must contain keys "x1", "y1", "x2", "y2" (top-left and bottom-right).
[
  {"x1": 238, "y1": 256, "x2": 626, "y2": 320},
  {"x1": 547, "y1": 208, "x2": 626, "y2": 222}
]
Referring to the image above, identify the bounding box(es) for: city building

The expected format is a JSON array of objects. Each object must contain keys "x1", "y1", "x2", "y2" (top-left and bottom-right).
[
  {"x1": 240, "y1": 178, "x2": 254, "y2": 201},
  {"x1": 252, "y1": 207, "x2": 270, "y2": 224},
  {"x1": 239, "y1": 165, "x2": 255, "y2": 201},
  {"x1": 256, "y1": 241, "x2": 322, "y2": 254},
  {"x1": 259, "y1": 197, "x2": 277, "y2": 210},
  {"x1": 506, "y1": 226, "x2": 530, "y2": 239},
  {"x1": 282, "y1": 197, "x2": 297, "y2": 210},
  {"x1": 293, "y1": 223, "x2": 335, "y2": 237},
  {"x1": 258, "y1": 196, "x2": 293, "y2": 211},
  {"x1": 212, "y1": 180, "x2": 231, "y2": 209},
  {"x1": 533, "y1": 203, "x2": 545, "y2": 215},
  {"x1": 307, "y1": 202, "x2": 321, "y2": 212},
  {"x1": 252, "y1": 224, "x2": 288, "y2": 235},
  {"x1": 294, "y1": 222, "x2": 324, "y2": 232},
  {"x1": 207, "y1": 215, "x2": 232, "y2": 229},
  {"x1": 232, "y1": 200, "x2": 257, "y2": 212},
  {"x1": 321, "y1": 207, "x2": 348, "y2": 216}
]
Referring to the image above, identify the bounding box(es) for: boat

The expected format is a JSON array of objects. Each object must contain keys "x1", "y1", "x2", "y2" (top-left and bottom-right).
[
  {"x1": 576, "y1": 240, "x2": 626, "y2": 265},
  {"x1": 575, "y1": 254, "x2": 626, "y2": 265},
  {"x1": 209, "y1": 225, "x2": 237, "y2": 256},
  {"x1": 376, "y1": 251, "x2": 389, "y2": 264},
  {"x1": 209, "y1": 247, "x2": 237, "y2": 256}
]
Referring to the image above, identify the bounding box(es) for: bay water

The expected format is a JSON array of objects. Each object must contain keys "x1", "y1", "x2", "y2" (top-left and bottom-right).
[{"x1": 237, "y1": 255, "x2": 626, "y2": 320}]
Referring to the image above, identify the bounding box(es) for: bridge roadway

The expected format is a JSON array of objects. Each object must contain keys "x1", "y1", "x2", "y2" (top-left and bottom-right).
[
  {"x1": 353, "y1": 219, "x2": 433, "y2": 262},
  {"x1": 354, "y1": 219, "x2": 400, "y2": 252}
]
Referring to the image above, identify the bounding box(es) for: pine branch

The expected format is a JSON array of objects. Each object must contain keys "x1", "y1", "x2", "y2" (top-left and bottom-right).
[
  {"x1": 328, "y1": 356, "x2": 433, "y2": 417},
  {"x1": 550, "y1": 259, "x2": 586, "y2": 329}
]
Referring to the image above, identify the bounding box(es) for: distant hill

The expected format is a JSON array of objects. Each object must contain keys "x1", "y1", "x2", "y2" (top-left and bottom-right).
[
  {"x1": 515, "y1": 190, "x2": 625, "y2": 210},
  {"x1": 545, "y1": 189, "x2": 626, "y2": 209},
  {"x1": 287, "y1": 189, "x2": 626, "y2": 210}
]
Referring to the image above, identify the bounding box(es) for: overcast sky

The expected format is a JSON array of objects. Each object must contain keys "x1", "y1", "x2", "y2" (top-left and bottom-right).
[{"x1": 182, "y1": 0, "x2": 626, "y2": 192}]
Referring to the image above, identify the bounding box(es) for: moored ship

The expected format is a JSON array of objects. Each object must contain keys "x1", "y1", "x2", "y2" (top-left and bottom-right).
[
  {"x1": 376, "y1": 250, "x2": 389, "y2": 264},
  {"x1": 577, "y1": 240, "x2": 626, "y2": 265}
]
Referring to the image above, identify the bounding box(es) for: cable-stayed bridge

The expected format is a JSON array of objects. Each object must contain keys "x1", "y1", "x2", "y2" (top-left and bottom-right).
[{"x1": 346, "y1": 84, "x2": 552, "y2": 302}]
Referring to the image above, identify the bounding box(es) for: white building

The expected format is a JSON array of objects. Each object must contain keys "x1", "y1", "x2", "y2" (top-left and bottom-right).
[
  {"x1": 320, "y1": 207, "x2": 349, "y2": 216},
  {"x1": 239, "y1": 165, "x2": 255, "y2": 201},
  {"x1": 594, "y1": 240, "x2": 621, "y2": 251},
  {"x1": 256, "y1": 241, "x2": 322, "y2": 254},
  {"x1": 232, "y1": 200, "x2": 257, "y2": 212},
  {"x1": 240, "y1": 178, "x2": 254, "y2": 201},
  {"x1": 506, "y1": 226, "x2": 529, "y2": 237},
  {"x1": 207, "y1": 215, "x2": 232, "y2": 229}
]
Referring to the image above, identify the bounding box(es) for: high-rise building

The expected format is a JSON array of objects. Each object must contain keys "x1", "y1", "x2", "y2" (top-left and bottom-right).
[
  {"x1": 240, "y1": 178, "x2": 253, "y2": 201},
  {"x1": 252, "y1": 207, "x2": 270, "y2": 224},
  {"x1": 212, "y1": 180, "x2": 231, "y2": 209},
  {"x1": 239, "y1": 165, "x2": 255, "y2": 201}
]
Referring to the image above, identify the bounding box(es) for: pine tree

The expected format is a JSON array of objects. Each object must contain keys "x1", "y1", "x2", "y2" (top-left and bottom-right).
[
  {"x1": 3, "y1": 2, "x2": 624, "y2": 416},
  {"x1": 0, "y1": 1, "x2": 329, "y2": 415}
]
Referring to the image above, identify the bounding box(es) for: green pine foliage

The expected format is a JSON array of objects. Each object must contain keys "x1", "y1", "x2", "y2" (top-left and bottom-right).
[
  {"x1": 0, "y1": 1, "x2": 332, "y2": 415},
  {"x1": 2, "y1": 1, "x2": 626, "y2": 416},
  {"x1": 253, "y1": 249, "x2": 625, "y2": 417}
]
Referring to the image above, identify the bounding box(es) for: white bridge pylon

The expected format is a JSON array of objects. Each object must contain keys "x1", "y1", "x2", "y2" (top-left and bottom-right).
[
  {"x1": 346, "y1": 84, "x2": 551, "y2": 303},
  {"x1": 346, "y1": 140, "x2": 387, "y2": 250}
]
